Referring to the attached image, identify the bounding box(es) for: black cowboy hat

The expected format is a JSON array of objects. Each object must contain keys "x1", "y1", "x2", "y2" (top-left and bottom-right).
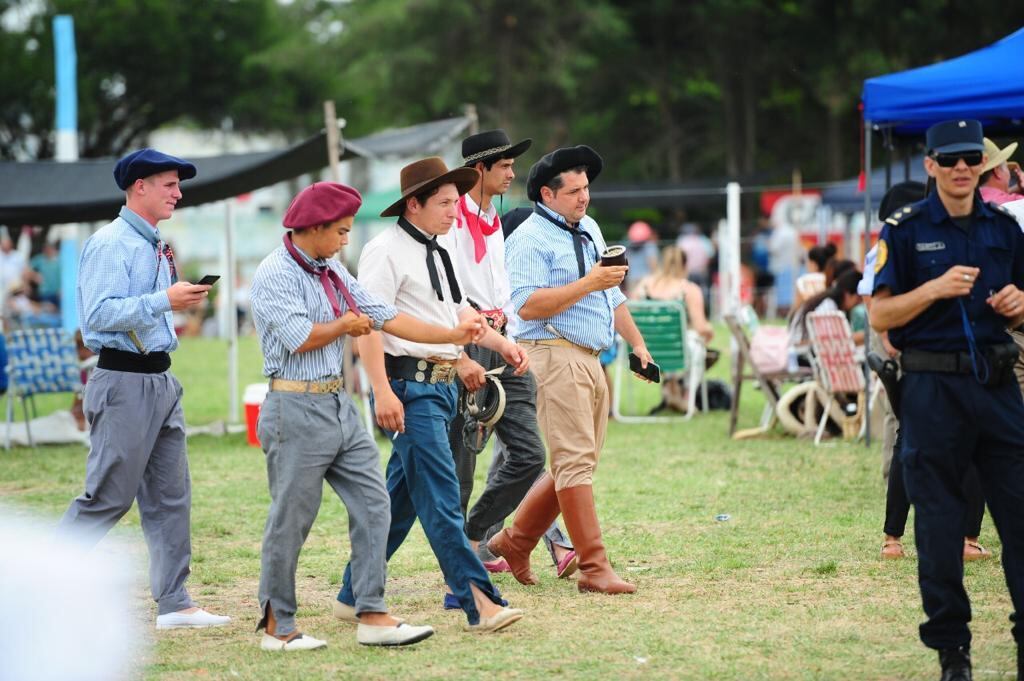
[
  {"x1": 462, "y1": 129, "x2": 532, "y2": 167},
  {"x1": 380, "y1": 157, "x2": 479, "y2": 218},
  {"x1": 526, "y1": 145, "x2": 603, "y2": 202}
]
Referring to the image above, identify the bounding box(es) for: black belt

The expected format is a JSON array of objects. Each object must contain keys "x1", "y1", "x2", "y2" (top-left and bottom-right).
[
  {"x1": 384, "y1": 354, "x2": 457, "y2": 384},
  {"x1": 98, "y1": 348, "x2": 171, "y2": 374},
  {"x1": 901, "y1": 344, "x2": 1018, "y2": 375}
]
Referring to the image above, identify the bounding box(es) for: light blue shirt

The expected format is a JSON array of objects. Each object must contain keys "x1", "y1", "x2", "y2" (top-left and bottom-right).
[
  {"x1": 505, "y1": 204, "x2": 626, "y2": 351},
  {"x1": 857, "y1": 244, "x2": 877, "y2": 296},
  {"x1": 78, "y1": 206, "x2": 175, "y2": 354},
  {"x1": 250, "y1": 244, "x2": 398, "y2": 380}
]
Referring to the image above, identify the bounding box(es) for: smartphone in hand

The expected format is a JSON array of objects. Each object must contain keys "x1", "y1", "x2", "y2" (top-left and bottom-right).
[
  {"x1": 628, "y1": 352, "x2": 660, "y2": 383},
  {"x1": 197, "y1": 275, "x2": 220, "y2": 286}
]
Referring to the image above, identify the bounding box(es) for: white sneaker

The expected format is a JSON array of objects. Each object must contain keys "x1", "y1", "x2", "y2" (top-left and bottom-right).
[
  {"x1": 331, "y1": 600, "x2": 404, "y2": 624},
  {"x1": 156, "y1": 608, "x2": 231, "y2": 629},
  {"x1": 357, "y1": 622, "x2": 434, "y2": 647},
  {"x1": 260, "y1": 633, "x2": 327, "y2": 652}
]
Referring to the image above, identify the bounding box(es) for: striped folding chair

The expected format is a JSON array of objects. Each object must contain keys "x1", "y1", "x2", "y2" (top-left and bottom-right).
[
  {"x1": 806, "y1": 311, "x2": 865, "y2": 445},
  {"x1": 5, "y1": 328, "x2": 83, "y2": 449}
]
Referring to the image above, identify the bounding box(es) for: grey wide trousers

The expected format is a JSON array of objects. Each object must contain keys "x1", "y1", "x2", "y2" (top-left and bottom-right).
[
  {"x1": 257, "y1": 389, "x2": 390, "y2": 636},
  {"x1": 58, "y1": 367, "x2": 195, "y2": 616}
]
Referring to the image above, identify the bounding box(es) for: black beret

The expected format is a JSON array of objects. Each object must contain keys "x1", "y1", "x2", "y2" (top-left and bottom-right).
[
  {"x1": 113, "y1": 148, "x2": 197, "y2": 190},
  {"x1": 526, "y1": 145, "x2": 603, "y2": 202}
]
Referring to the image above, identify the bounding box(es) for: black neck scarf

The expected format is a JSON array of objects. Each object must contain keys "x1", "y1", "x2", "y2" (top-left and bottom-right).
[
  {"x1": 397, "y1": 217, "x2": 462, "y2": 303},
  {"x1": 533, "y1": 204, "x2": 597, "y2": 278},
  {"x1": 282, "y1": 233, "x2": 362, "y2": 317}
]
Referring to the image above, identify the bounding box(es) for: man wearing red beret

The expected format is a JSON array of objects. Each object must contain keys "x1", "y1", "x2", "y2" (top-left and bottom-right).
[{"x1": 250, "y1": 182, "x2": 484, "y2": 651}]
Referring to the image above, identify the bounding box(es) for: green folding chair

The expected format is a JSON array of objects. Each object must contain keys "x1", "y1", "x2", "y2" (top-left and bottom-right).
[{"x1": 613, "y1": 299, "x2": 706, "y2": 422}]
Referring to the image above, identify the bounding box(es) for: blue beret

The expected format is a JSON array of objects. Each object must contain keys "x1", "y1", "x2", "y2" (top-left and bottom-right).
[
  {"x1": 113, "y1": 148, "x2": 197, "y2": 190},
  {"x1": 925, "y1": 120, "x2": 984, "y2": 154}
]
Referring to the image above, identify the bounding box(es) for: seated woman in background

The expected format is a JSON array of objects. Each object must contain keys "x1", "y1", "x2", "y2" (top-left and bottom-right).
[
  {"x1": 631, "y1": 246, "x2": 713, "y2": 343},
  {"x1": 787, "y1": 267, "x2": 863, "y2": 352},
  {"x1": 793, "y1": 242, "x2": 836, "y2": 310}
]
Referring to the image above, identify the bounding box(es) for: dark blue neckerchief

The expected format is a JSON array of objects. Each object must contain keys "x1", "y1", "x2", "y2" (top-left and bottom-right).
[{"x1": 532, "y1": 204, "x2": 597, "y2": 278}]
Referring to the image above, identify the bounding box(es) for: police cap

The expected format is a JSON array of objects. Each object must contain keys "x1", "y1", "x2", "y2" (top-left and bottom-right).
[{"x1": 925, "y1": 120, "x2": 984, "y2": 154}]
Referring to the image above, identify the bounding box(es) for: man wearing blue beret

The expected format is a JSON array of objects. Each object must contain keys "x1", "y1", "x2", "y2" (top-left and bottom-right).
[
  {"x1": 57, "y1": 148, "x2": 230, "y2": 630},
  {"x1": 871, "y1": 120, "x2": 1024, "y2": 681}
]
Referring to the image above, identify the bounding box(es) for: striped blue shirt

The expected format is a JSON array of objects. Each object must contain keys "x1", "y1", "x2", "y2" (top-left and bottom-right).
[
  {"x1": 505, "y1": 205, "x2": 626, "y2": 351},
  {"x1": 250, "y1": 244, "x2": 398, "y2": 380},
  {"x1": 78, "y1": 206, "x2": 176, "y2": 354}
]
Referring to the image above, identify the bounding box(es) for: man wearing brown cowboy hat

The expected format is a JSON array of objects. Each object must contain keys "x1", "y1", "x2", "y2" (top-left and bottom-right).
[
  {"x1": 333, "y1": 157, "x2": 527, "y2": 633},
  {"x1": 250, "y1": 182, "x2": 491, "y2": 650},
  {"x1": 447, "y1": 129, "x2": 578, "y2": 586},
  {"x1": 491, "y1": 145, "x2": 653, "y2": 595}
]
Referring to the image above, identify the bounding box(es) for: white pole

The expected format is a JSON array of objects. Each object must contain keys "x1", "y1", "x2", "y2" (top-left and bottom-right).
[
  {"x1": 725, "y1": 182, "x2": 742, "y2": 317},
  {"x1": 224, "y1": 199, "x2": 239, "y2": 423}
]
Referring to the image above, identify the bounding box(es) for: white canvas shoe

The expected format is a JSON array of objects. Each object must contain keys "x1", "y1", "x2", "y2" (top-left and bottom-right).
[
  {"x1": 155, "y1": 608, "x2": 231, "y2": 629},
  {"x1": 356, "y1": 622, "x2": 434, "y2": 647},
  {"x1": 260, "y1": 633, "x2": 327, "y2": 652},
  {"x1": 331, "y1": 600, "x2": 404, "y2": 624}
]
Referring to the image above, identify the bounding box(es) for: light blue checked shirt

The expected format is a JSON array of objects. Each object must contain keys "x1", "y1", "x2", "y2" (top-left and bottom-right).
[
  {"x1": 78, "y1": 207, "x2": 176, "y2": 354},
  {"x1": 250, "y1": 244, "x2": 398, "y2": 380},
  {"x1": 505, "y1": 204, "x2": 626, "y2": 351}
]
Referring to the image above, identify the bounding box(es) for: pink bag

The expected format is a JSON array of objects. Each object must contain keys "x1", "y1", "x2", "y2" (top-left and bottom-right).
[{"x1": 749, "y1": 326, "x2": 790, "y2": 374}]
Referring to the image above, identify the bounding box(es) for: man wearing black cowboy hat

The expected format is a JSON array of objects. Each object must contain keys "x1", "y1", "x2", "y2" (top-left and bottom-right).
[
  {"x1": 447, "y1": 130, "x2": 578, "y2": 585},
  {"x1": 491, "y1": 145, "x2": 653, "y2": 595},
  {"x1": 333, "y1": 156, "x2": 528, "y2": 633}
]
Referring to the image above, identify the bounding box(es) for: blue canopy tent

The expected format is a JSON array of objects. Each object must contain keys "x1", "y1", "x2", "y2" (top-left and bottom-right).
[{"x1": 861, "y1": 27, "x2": 1024, "y2": 229}]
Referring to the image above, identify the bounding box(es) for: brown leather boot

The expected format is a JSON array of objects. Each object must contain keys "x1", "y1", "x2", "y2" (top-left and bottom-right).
[
  {"x1": 556, "y1": 485, "x2": 636, "y2": 594},
  {"x1": 487, "y1": 472, "x2": 561, "y2": 585}
]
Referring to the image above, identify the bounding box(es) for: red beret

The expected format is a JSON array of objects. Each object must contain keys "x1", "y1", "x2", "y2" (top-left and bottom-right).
[{"x1": 282, "y1": 182, "x2": 362, "y2": 230}]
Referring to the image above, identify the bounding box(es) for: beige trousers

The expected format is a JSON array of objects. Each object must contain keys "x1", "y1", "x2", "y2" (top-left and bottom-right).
[{"x1": 524, "y1": 343, "x2": 609, "y2": 491}]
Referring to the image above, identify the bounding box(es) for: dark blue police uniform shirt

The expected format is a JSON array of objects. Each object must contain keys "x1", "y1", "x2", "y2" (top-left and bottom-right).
[{"x1": 873, "y1": 190, "x2": 1024, "y2": 353}]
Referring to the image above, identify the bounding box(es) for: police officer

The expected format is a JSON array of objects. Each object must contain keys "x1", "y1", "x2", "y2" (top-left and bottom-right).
[{"x1": 871, "y1": 119, "x2": 1024, "y2": 681}]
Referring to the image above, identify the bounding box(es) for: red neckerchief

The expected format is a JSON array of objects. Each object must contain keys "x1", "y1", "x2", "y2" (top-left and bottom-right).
[
  {"x1": 458, "y1": 194, "x2": 501, "y2": 263},
  {"x1": 282, "y1": 233, "x2": 361, "y2": 317}
]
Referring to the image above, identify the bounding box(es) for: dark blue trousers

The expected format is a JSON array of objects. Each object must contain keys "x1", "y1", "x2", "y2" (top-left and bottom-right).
[
  {"x1": 336, "y1": 378, "x2": 503, "y2": 625},
  {"x1": 900, "y1": 371, "x2": 1024, "y2": 650}
]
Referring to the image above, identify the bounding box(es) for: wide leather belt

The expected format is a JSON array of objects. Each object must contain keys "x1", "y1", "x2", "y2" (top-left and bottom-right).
[
  {"x1": 385, "y1": 354, "x2": 457, "y2": 384},
  {"x1": 98, "y1": 348, "x2": 171, "y2": 374},
  {"x1": 519, "y1": 338, "x2": 601, "y2": 357},
  {"x1": 269, "y1": 377, "x2": 343, "y2": 393}
]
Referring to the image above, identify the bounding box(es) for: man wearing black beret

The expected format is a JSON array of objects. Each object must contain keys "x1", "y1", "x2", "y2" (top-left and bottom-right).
[
  {"x1": 492, "y1": 145, "x2": 653, "y2": 594},
  {"x1": 57, "y1": 148, "x2": 227, "y2": 630}
]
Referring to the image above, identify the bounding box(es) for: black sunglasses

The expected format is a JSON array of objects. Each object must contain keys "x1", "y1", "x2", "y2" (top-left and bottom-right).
[{"x1": 930, "y1": 150, "x2": 984, "y2": 168}]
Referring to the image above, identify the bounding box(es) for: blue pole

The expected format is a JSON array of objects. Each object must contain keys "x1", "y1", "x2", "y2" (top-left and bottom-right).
[
  {"x1": 53, "y1": 15, "x2": 80, "y2": 333},
  {"x1": 53, "y1": 15, "x2": 77, "y2": 147}
]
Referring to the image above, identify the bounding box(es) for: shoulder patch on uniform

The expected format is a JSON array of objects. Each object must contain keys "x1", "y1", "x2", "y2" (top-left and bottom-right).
[
  {"x1": 874, "y1": 239, "x2": 888, "y2": 274},
  {"x1": 884, "y1": 203, "x2": 920, "y2": 227}
]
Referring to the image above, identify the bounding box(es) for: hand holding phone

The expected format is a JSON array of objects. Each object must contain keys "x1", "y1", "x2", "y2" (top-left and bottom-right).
[
  {"x1": 197, "y1": 275, "x2": 220, "y2": 286},
  {"x1": 628, "y1": 351, "x2": 660, "y2": 383}
]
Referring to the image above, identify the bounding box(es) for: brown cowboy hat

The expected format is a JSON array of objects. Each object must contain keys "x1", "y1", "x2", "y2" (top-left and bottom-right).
[{"x1": 380, "y1": 157, "x2": 480, "y2": 218}]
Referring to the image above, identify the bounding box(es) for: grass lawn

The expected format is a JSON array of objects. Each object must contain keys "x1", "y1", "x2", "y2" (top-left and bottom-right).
[{"x1": 0, "y1": 334, "x2": 1017, "y2": 680}]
